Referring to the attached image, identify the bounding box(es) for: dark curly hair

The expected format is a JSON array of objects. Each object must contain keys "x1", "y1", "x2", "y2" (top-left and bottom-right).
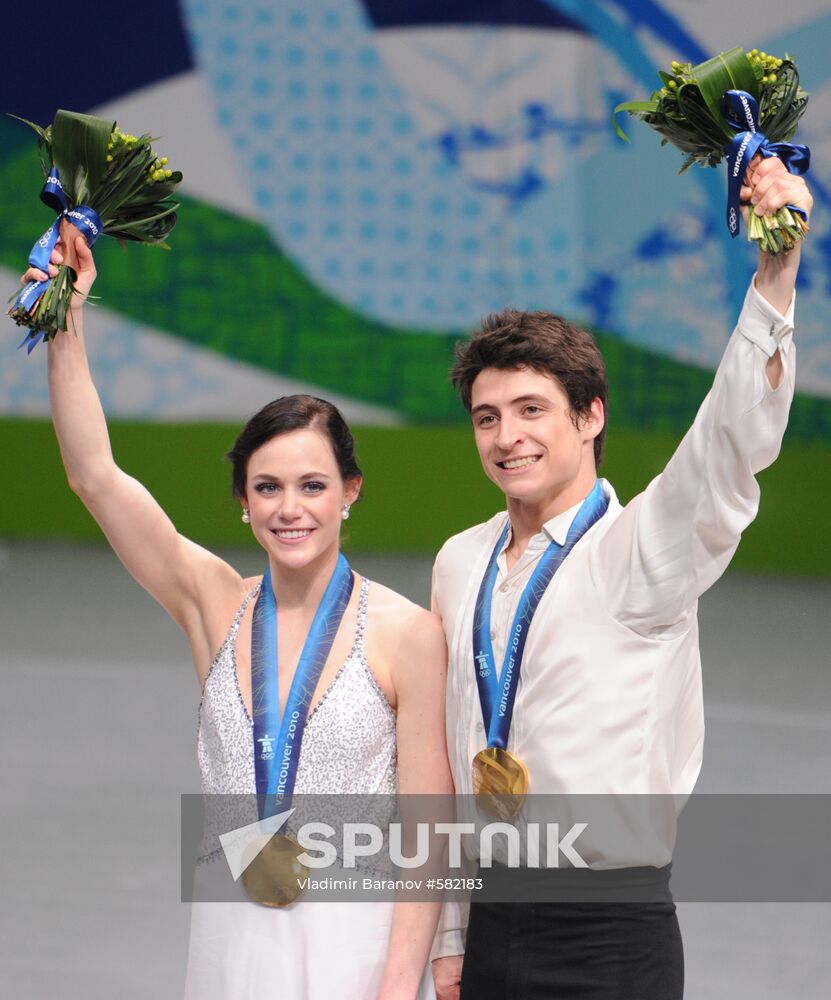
[{"x1": 451, "y1": 309, "x2": 608, "y2": 466}]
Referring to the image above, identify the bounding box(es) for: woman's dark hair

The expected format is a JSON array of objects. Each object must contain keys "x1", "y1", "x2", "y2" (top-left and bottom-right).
[
  {"x1": 227, "y1": 395, "x2": 362, "y2": 499},
  {"x1": 451, "y1": 308, "x2": 609, "y2": 466}
]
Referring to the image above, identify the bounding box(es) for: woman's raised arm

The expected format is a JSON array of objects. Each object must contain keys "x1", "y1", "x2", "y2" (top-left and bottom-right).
[{"x1": 28, "y1": 237, "x2": 240, "y2": 649}]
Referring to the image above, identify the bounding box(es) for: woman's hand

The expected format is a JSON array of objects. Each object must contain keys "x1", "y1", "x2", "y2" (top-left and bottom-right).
[{"x1": 21, "y1": 235, "x2": 97, "y2": 310}]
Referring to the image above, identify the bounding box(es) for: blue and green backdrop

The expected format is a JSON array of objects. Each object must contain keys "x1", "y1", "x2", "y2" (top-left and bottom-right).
[{"x1": 2, "y1": 0, "x2": 829, "y2": 573}]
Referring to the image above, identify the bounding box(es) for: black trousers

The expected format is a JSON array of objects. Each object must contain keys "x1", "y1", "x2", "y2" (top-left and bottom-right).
[{"x1": 460, "y1": 895, "x2": 684, "y2": 999}]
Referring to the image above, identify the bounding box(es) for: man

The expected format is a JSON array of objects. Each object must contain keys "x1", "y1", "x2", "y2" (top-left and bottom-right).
[{"x1": 430, "y1": 157, "x2": 813, "y2": 998}]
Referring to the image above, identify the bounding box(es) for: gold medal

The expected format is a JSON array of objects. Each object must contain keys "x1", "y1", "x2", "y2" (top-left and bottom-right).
[
  {"x1": 241, "y1": 834, "x2": 309, "y2": 907},
  {"x1": 472, "y1": 747, "x2": 529, "y2": 821}
]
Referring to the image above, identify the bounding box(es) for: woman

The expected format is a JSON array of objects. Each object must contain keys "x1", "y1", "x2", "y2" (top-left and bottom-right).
[{"x1": 23, "y1": 237, "x2": 452, "y2": 999}]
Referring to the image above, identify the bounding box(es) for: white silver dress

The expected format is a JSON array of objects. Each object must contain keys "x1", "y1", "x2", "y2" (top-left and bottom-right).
[{"x1": 183, "y1": 578, "x2": 436, "y2": 999}]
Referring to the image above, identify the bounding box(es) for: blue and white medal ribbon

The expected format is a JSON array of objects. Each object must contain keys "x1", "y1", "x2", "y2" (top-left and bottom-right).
[
  {"x1": 12, "y1": 167, "x2": 103, "y2": 352},
  {"x1": 251, "y1": 553, "x2": 354, "y2": 820},
  {"x1": 722, "y1": 89, "x2": 810, "y2": 238},
  {"x1": 472, "y1": 480, "x2": 609, "y2": 752}
]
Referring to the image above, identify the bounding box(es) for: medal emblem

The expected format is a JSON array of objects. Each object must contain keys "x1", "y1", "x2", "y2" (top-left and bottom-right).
[
  {"x1": 472, "y1": 746, "x2": 529, "y2": 820},
  {"x1": 241, "y1": 833, "x2": 309, "y2": 907}
]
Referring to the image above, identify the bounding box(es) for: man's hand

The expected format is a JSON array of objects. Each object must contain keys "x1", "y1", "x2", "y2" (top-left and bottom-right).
[
  {"x1": 740, "y1": 155, "x2": 812, "y2": 322},
  {"x1": 432, "y1": 954, "x2": 463, "y2": 1000},
  {"x1": 740, "y1": 155, "x2": 813, "y2": 230}
]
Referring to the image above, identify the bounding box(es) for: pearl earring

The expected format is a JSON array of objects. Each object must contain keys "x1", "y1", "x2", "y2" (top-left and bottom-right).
[
  {"x1": 241, "y1": 509, "x2": 250, "y2": 524},
  {"x1": 342, "y1": 505, "x2": 351, "y2": 521}
]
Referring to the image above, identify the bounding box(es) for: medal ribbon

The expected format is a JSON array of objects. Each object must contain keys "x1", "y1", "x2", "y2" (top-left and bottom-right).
[
  {"x1": 251, "y1": 553, "x2": 354, "y2": 819},
  {"x1": 722, "y1": 89, "x2": 810, "y2": 239},
  {"x1": 12, "y1": 167, "x2": 103, "y2": 352},
  {"x1": 472, "y1": 481, "x2": 609, "y2": 750}
]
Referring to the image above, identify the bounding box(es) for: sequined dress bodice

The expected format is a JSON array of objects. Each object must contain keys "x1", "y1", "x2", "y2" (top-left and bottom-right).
[{"x1": 197, "y1": 577, "x2": 397, "y2": 796}]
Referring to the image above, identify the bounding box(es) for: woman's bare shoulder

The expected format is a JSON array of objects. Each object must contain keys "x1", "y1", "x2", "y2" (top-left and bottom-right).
[
  {"x1": 363, "y1": 578, "x2": 443, "y2": 643},
  {"x1": 364, "y1": 577, "x2": 424, "y2": 615},
  {"x1": 362, "y1": 578, "x2": 447, "y2": 704}
]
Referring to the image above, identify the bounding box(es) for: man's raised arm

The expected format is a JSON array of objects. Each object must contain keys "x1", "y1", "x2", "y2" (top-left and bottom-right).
[{"x1": 596, "y1": 158, "x2": 812, "y2": 636}]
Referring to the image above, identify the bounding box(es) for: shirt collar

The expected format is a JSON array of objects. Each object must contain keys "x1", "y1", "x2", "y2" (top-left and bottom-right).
[
  {"x1": 542, "y1": 496, "x2": 586, "y2": 547},
  {"x1": 497, "y1": 480, "x2": 615, "y2": 580},
  {"x1": 546, "y1": 479, "x2": 616, "y2": 544},
  {"x1": 501, "y1": 480, "x2": 611, "y2": 552}
]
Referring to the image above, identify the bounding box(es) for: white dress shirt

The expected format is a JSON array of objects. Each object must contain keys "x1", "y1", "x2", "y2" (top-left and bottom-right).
[{"x1": 430, "y1": 278, "x2": 795, "y2": 957}]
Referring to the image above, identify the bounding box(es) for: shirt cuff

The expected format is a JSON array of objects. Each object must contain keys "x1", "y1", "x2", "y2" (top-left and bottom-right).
[
  {"x1": 738, "y1": 275, "x2": 796, "y2": 358},
  {"x1": 430, "y1": 925, "x2": 467, "y2": 962}
]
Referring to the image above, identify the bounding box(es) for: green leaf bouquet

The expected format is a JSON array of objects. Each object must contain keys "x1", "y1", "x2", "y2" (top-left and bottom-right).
[
  {"x1": 8, "y1": 109, "x2": 183, "y2": 351},
  {"x1": 614, "y1": 47, "x2": 810, "y2": 255}
]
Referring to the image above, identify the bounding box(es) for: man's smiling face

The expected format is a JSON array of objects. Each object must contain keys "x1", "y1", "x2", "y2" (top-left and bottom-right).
[{"x1": 470, "y1": 366, "x2": 602, "y2": 510}]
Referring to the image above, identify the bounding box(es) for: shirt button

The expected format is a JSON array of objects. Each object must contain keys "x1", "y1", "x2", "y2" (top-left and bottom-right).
[
  {"x1": 490, "y1": 627, "x2": 497, "y2": 640},
  {"x1": 476, "y1": 723, "x2": 484, "y2": 732},
  {"x1": 500, "y1": 582, "x2": 510, "y2": 593}
]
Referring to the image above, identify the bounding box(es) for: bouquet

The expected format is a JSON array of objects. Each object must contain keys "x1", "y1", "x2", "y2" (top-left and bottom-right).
[
  {"x1": 8, "y1": 109, "x2": 182, "y2": 351},
  {"x1": 614, "y1": 47, "x2": 810, "y2": 255}
]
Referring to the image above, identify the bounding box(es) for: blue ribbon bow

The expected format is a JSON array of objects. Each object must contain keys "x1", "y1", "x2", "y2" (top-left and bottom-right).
[
  {"x1": 12, "y1": 168, "x2": 103, "y2": 352},
  {"x1": 722, "y1": 89, "x2": 810, "y2": 239}
]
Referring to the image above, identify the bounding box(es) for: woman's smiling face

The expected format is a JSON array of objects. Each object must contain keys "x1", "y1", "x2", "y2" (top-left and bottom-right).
[{"x1": 243, "y1": 427, "x2": 361, "y2": 572}]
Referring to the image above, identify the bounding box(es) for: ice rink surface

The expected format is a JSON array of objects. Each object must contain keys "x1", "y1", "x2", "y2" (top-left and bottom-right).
[{"x1": 1, "y1": 541, "x2": 830, "y2": 999}]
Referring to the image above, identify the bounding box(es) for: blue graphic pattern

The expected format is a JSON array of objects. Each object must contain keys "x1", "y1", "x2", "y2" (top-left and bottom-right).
[{"x1": 179, "y1": 0, "x2": 831, "y2": 392}]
